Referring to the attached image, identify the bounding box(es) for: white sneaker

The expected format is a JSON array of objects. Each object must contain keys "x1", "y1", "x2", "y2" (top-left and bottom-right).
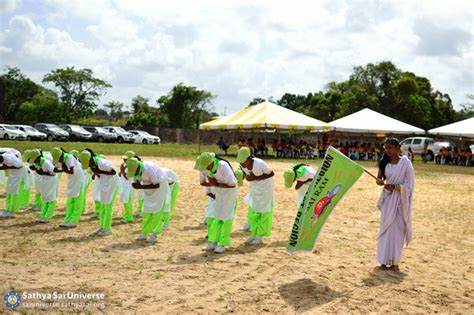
[
  {"x1": 202, "y1": 242, "x2": 217, "y2": 251},
  {"x1": 66, "y1": 222, "x2": 77, "y2": 228},
  {"x1": 5, "y1": 211, "x2": 15, "y2": 218},
  {"x1": 20, "y1": 205, "x2": 26, "y2": 210},
  {"x1": 91, "y1": 213, "x2": 99, "y2": 219},
  {"x1": 59, "y1": 222, "x2": 69, "y2": 228},
  {"x1": 245, "y1": 236, "x2": 255, "y2": 244},
  {"x1": 250, "y1": 237, "x2": 263, "y2": 245},
  {"x1": 38, "y1": 218, "x2": 49, "y2": 223},
  {"x1": 146, "y1": 234, "x2": 157, "y2": 243},
  {"x1": 98, "y1": 229, "x2": 111, "y2": 236},
  {"x1": 136, "y1": 234, "x2": 147, "y2": 241},
  {"x1": 120, "y1": 218, "x2": 131, "y2": 224},
  {"x1": 163, "y1": 224, "x2": 169, "y2": 230},
  {"x1": 32, "y1": 205, "x2": 40, "y2": 211},
  {"x1": 242, "y1": 223, "x2": 250, "y2": 231},
  {"x1": 93, "y1": 228, "x2": 104, "y2": 235},
  {"x1": 0, "y1": 211, "x2": 7, "y2": 218},
  {"x1": 214, "y1": 245, "x2": 225, "y2": 254},
  {"x1": 133, "y1": 211, "x2": 142, "y2": 217}
]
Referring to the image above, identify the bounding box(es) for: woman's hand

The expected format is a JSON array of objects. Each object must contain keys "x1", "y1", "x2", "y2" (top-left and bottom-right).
[
  {"x1": 207, "y1": 177, "x2": 217, "y2": 186},
  {"x1": 376, "y1": 178, "x2": 384, "y2": 186},
  {"x1": 384, "y1": 184, "x2": 395, "y2": 191}
]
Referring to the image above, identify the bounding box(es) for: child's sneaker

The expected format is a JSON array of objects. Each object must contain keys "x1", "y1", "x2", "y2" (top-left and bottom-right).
[
  {"x1": 136, "y1": 234, "x2": 147, "y2": 241},
  {"x1": 97, "y1": 229, "x2": 111, "y2": 236},
  {"x1": 202, "y1": 242, "x2": 217, "y2": 251},
  {"x1": 146, "y1": 234, "x2": 157, "y2": 244},
  {"x1": 214, "y1": 245, "x2": 225, "y2": 254},
  {"x1": 242, "y1": 223, "x2": 250, "y2": 231},
  {"x1": 245, "y1": 236, "x2": 255, "y2": 244},
  {"x1": 250, "y1": 237, "x2": 263, "y2": 245}
]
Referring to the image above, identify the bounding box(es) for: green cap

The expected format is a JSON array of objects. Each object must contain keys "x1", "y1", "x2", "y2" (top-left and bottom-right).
[
  {"x1": 69, "y1": 150, "x2": 79, "y2": 159},
  {"x1": 79, "y1": 150, "x2": 91, "y2": 169},
  {"x1": 122, "y1": 150, "x2": 135, "y2": 161},
  {"x1": 126, "y1": 157, "x2": 140, "y2": 178},
  {"x1": 236, "y1": 147, "x2": 251, "y2": 164},
  {"x1": 23, "y1": 150, "x2": 31, "y2": 162},
  {"x1": 51, "y1": 147, "x2": 63, "y2": 164},
  {"x1": 30, "y1": 149, "x2": 41, "y2": 163},
  {"x1": 283, "y1": 169, "x2": 296, "y2": 188},
  {"x1": 234, "y1": 169, "x2": 244, "y2": 187},
  {"x1": 193, "y1": 152, "x2": 215, "y2": 171}
]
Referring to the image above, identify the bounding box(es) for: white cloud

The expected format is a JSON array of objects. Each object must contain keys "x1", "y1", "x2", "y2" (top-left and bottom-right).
[
  {"x1": 0, "y1": 0, "x2": 472, "y2": 115},
  {"x1": 0, "y1": 0, "x2": 16, "y2": 13}
]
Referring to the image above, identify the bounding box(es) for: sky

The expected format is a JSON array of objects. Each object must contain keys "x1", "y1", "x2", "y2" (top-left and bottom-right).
[{"x1": 0, "y1": 0, "x2": 473, "y2": 116}]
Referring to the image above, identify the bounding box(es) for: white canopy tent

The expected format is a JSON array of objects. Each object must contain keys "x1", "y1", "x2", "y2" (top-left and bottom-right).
[
  {"x1": 328, "y1": 108, "x2": 425, "y2": 135},
  {"x1": 428, "y1": 117, "x2": 474, "y2": 138}
]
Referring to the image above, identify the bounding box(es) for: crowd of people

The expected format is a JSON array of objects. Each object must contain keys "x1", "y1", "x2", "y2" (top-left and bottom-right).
[{"x1": 434, "y1": 147, "x2": 473, "y2": 166}]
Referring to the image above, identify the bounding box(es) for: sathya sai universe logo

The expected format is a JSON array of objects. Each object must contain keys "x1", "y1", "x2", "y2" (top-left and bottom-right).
[{"x1": 4, "y1": 290, "x2": 21, "y2": 308}]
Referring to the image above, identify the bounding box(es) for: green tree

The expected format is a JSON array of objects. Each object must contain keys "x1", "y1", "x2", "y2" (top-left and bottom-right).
[
  {"x1": 42, "y1": 67, "x2": 111, "y2": 122},
  {"x1": 131, "y1": 95, "x2": 150, "y2": 113},
  {"x1": 16, "y1": 91, "x2": 65, "y2": 124},
  {"x1": 248, "y1": 97, "x2": 266, "y2": 106},
  {"x1": 104, "y1": 100, "x2": 124, "y2": 121},
  {"x1": 157, "y1": 83, "x2": 214, "y2": 128},
  {"x1": 457, "y1": 94, "x2": 474, "y2": 120},
  {"x1": 0, "y1": 66, "x2": 40, "y2": 121}
]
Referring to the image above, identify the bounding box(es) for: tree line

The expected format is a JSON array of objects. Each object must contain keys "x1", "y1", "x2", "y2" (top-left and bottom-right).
[{"x1": 0, "y1": 61, "x2": 472, "y2": 130}]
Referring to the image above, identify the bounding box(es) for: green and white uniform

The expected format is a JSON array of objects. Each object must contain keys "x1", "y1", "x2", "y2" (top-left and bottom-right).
[
  {"x1": 161, "y1": 167, "x2": 179, "y2": 228},
  {"x1": 62, "y1": 153, "x2": 86, "y2": 225},
  {"x1": 199, "y1": 170, "x2": 215, "y2": 225},
  {"x1": 35, "y1": 156, "x2": 59, "y2": 221},
  {"x1": 137, "y1": 162, "x2": 169, "y2": 238},
  {"x1": 293, "y1": 164, "x2": 316, "y2": 206},
  {"x1": 242, "y1": 158, "x2": 274, "y2": 240},
  {"x1": 93, "y1": 157, "x2": 119, "y2": 233},
  {"x1": 119, "y1": 162, "x2": 134, "y2": 223},
  {"x1": 0, "y1": 153, "x2": 29, "y2": 217},
  {"x1": 207, "y1": 159, "x2": 238, "y2": 248}
]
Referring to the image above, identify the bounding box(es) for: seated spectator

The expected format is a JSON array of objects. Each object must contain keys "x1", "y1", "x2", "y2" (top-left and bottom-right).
[
  {"x1": 272, "y1": 140, "x2": 279, "y2": 157},
  {"x1": 216, "y1": 137, "x2": 229, "y2": 155},
  {"x1": 407, "y1": 147, "x2": 414, "y2": 162},
  {"x1": 421, "y1": 143, "x2": 429, "y2": 163},
  {"x1": 452, "y1": 147, "x2": 460, "y2": 165},
  {"x1": 435, "y1": 148, "x2": 443, "y2": 165}
]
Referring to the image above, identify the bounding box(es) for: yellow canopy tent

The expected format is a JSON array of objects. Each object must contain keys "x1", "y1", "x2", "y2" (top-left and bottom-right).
[{"x1": 200, "y1": 101, "x2": 331, "y2": 131}]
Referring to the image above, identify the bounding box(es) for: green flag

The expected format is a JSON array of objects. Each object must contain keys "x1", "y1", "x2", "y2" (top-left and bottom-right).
[{"x1": 287, "y1": 146, "x2": 364, "y2": 252}]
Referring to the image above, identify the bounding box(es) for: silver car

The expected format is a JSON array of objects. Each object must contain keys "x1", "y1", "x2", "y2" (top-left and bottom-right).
[
  {"x1": 0, "y1": 124, "x2": 27, "y2": 141},
  {"x1": 13, "y1": 125, "x2": 47, "y2": 141}
]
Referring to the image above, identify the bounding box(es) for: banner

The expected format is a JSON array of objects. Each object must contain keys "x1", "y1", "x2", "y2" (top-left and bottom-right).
[{"x1": 287, "y1": 146, "x2": 364, "y2": 252}]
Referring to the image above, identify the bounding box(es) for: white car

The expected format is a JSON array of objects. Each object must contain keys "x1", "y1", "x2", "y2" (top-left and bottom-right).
[
  {"x1": 0, "y1": 124, "x2": 27, "y2": 141},
  {"x1": 129, "y1": 130, "x2": 161, "y2": 144},
  {"x1": 13, "y1": 125, "x2": 47, "y2": 141}
]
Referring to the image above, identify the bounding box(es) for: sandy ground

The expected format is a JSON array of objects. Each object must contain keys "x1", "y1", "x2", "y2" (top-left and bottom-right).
[{"x1": 1, "y1": 156, "x2": 473, "y2": 314}]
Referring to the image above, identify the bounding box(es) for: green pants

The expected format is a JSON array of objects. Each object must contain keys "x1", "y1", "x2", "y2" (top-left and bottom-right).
[
  {"x1": 141, "y1": 212, "x2": 164, "y2": 235},
  {"x1": 136, "y1": 198, "x2": 144, "y2": 214},
  {"x1": 64, "y1": 185, "x2": 85, "y2": 224},
  {"x1": 81, "y1": 176, "x2": 91, "y2": 215},
  {"x1": 247, "y1": 206, "x2": 257, "y2": 229},
  {"x1": 163, "y1": 182, "x2": 179, "y2": 225},
  {"x1": 33, "y1": 192, "x2": 41, "y2": 207},
  {"x1": 20, "y1": 185, "x2": 31, "y2": 207},
  {"x1": 249, "y1": 209, "x2": 273, "y2": 237},
  {"x1": 122, "y1": 193, "x2": 134, "y2": 223},
  {"x1": 98, "y1": 187, "x2": 118, "y2": 231},
  {"x1": 6, "y1": 192, "x2": 21, "y2": 213},
  {"x1": 94, "y1": 201, "x2": 102, "y2": 215},
  {"x1": 40, "y1": 201, "x2": 57, "y2": 219},
  {"x1": 208, "y1": 218, "x2": 233, "y2": 247}
]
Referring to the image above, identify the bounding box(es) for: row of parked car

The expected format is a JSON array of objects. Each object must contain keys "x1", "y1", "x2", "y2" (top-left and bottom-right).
[{"x1": 0, "y1": 123, "x2": 161, "y2": 144}]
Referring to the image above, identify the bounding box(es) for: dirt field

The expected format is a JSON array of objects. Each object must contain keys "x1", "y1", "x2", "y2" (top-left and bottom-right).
[{"x1": 1, "y1": 156, "x2": 473, "y2": 313}]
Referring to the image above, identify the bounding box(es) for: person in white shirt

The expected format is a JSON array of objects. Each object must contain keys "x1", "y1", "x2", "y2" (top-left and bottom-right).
[
  {"x1": 52, "y1": 147, "x2": 86, "y2": 228},
  {"x1": 236, "y1": 147, "x2": 275, "y2": 245},
  {"x1": 0, "y1": 152, "x2": 29, "y2": 218},
  {"x1": 119, "y1": 151, "x2": 136, "y2": 224},
  {"x1": 79, "y1": 149, "x2": 119, "y2": 236},
  {"x1": 28, "y1": 149, "x2": 58, "y2": 223},
  {"x1": 194, "y1": 152, "x2": 238, "y2": 254},
  {"x1": 283, "y1": 163, "x2": 316, "y2": 207},
  {"x1": 126, "y1": 158, "x2": 169, "y2": 244},
  {"x1": 161, "y1": 167, "x2": 179, "y2": 230}
]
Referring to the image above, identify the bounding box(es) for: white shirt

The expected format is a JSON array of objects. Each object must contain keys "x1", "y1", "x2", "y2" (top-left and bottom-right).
[
  {"x1": 213, "y1": 161, "x2": 236, "y2": 186},
  {"x1": 161, "y1": 167, "x2": 179, "y2": 184},
  {"x1": 141, "y1": 162, "x2": 168, "y2": 185},
  {"x1": 297, "y1": 165, "x2": 316, "y2": 182},
  {"x1": 1, "y1": 153, "x2": 23, "y2": 168},
  {"x1": 65, "y1": 154, "x2": 82, "y2": 172},
  {"x1": 97, "y1": 158, "x2": 115, "y2": 172},
  {"x1": 242, "y1": 158, "x2": 272, "y2": 177},
  {"x1": 41, "y1": 159, "x2": 55, "y2": 175}
]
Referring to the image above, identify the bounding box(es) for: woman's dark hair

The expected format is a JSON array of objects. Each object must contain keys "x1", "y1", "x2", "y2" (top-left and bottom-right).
[{"x1": 378, "y1": 138, "x2": 400, "y2": 179}]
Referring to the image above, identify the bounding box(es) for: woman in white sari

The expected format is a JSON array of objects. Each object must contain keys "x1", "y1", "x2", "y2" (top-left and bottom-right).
[{"x1": 376, "y1": 138, "x2": 414, "y2": 271}]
